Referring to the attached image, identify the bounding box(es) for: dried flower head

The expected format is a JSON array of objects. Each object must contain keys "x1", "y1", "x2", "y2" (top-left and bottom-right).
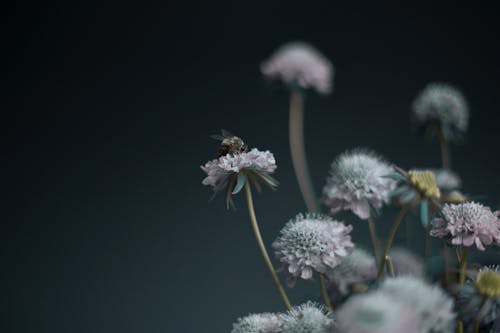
[
  {"x1": 322, "y1": 150, "x2": 397, "y2": 220},
  {"x1": 430, "y1": 202, "x2": 500, "y2": 251},
  {"x1": 201, "y1": 148, "x2": 278, "y2": 208},
  {"x1": 272, "y1": 213, "x2": 354, "y2": 287},
  {"x1": 458, "y1": 266, "x2": 500, "y2": 328},
  {"x1": 476, "y1": 266, "x2": 500, "y2": 299},
  {"x1": 282, "y1": 302, "x2": 333, "y2": 333},
  {"x1": 231, "y1": 313, "x2": 283, "y2": 333},
  {"x1": 408, "y1": 170, "x2": 441, "y2": 199},
  {"x1": 379, "y1": 276, "x2": 456, "y2": 333},
  {"x1": 412, "y1": 83, "x2": 469, "y2": 141},
  {"x1": 334, "y1": 290, "x2": 421, "y2": 333},
  {"x1": 434, "y1": 169, "x2": 462, "y2": 191},
  {"x1": 388, "y1": 247, "x2": 425, "y2": 277},
  {"x1": 327, "y1": 248, "x2": 377, "y2": 296},
  {"x1": 261, "y1": 42, "x2": 333, "y2": 94}
]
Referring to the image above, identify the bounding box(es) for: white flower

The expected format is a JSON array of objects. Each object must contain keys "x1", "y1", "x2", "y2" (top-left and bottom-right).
[
  {"x1": 388, "y1": 247, "x2": 425, "y2": 277},
  {"x1": 282, "y1": 302, "x2": 333, "y2": 333},
  {"x1": 231, "y1": 313, "x2": 283, "y2": 333}
]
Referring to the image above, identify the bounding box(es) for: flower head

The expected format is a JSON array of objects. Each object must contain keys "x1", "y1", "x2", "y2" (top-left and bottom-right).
[
  {"x1": 434, "y1": 169, "x2": 462, "y2": 191},
  {"x1": 334, "y1": 290, "x2": 421, "y2": 333},
  {"x1": 231, "y1": 313, "x2": 283, "y2": 333},
  {"x1": 261, "y1": 42, "x2": 333, "y2": 94},
  {"x1": 282, "y1": 302, "x2": 333, "y2": 333},
  {"x1": 412, "y1": 82, "x2": 469, "y2": 141},
  {"x1": 476, "y1": 266, "x2": 500, "y2": 299},
  {"x1": 379, "y1": 276, "x2": 456, "y2": 333},
  {"x1": 322, "y1": 149, "x2": 397, "y2": 220},
  {"x1": 327, "y1": 248, "x2": 377, "y2": 296},
  {"x1": 272, "y1": 213, "x2": 354, "y2": 287},
  {"x1": 201, "y1": 148, "x2": 278, "y2": 208},
  {"x1": 430, "y1": 202, "x2": 500, "y2": 251},
  {"x1": 388, "y1": 247, "x2": 425, "y2": 277}
]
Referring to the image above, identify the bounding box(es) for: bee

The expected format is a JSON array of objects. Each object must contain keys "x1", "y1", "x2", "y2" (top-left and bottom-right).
[{"x1": 211, "y1": 129, "x2": 248, "y2": 158}]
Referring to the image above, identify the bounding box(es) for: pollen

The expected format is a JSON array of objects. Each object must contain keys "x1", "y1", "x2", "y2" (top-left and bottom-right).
[
  {"x1": 475, "y1": 268, "x2": 500, "y2": 298},
  {"x1": 408, "y1": 170, "x2": 441, "y2": 199}
]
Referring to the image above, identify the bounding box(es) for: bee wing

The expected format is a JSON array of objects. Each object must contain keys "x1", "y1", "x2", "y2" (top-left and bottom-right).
[
  {"x1": 221, "y1": 129, "x2": 234, "y2": 138},
  {"x1": 210, "y1": 134, "x2": 225, "y2": 141}
]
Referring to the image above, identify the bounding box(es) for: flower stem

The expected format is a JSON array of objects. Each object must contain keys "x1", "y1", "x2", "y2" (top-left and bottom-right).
[
  {"x1": 385, "y1": 255, "x2": 395, "y2": 277},
  {"x1": 367, "y1": 217, "x2": 380, "y2": 263},
  {"x1": 377, "y1": 205, "x2": 410, "y2": 279},
  {"x1": 472, "y1": 295, "x2": 488, "y2": 333},
  {"x1": 319, "y1": 273, "x2": 333, "y2": 311},
  {"x1": 289, "y1": 89, "x2": 320, "y2": 213},
  {"x1": 244, "y1": 180, "x2": 292, "y2": 310},
  {"x1": 438, "y1": 125, "x2": 450, "y2": 168},
  {"x1": 458, "y1": 246, "x2": 469, "y2": 285}
]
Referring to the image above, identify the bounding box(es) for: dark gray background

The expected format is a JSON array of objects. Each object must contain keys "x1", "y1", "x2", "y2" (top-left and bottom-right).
[{"x1": 3, "y1": 2, "x2": 500, "y2": 332}]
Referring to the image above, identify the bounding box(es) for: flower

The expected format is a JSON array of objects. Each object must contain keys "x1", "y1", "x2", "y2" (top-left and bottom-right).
[
  {"x1": 412, "y1": 82, "x2": 469, "y2": 141},
  {"x1": 231, "y1": 313, "x2": 283, "y2": 333},
  {"x1": 379, "y1": 276, "x2": 456, "y2": 333},
  {"x1": 261, "y1": 42, "x2": 333, "y2": 94},
  {"x1": 322, "y1": 149, "x2": 397, "y2": 220},
  {"x1": 334, "y1": 290, "x2": 421, "y2": 333},
  {"x1": 388, "y1": 247, "x2": 425, "y2": 277},
  {"x1": 327, "y1": 248, "x2": 377, "y2": 296},
  {"x1": 458, "y1": 266, "x2": 500, "y2": 328},
  {"x1": 434, "y1": 169, "x2": 462, "y2": 191},
  {"x1": 430, "y1": 202, "x2": 500, "y2": 251},
  {"x1": 201, "y1": 148, "x2": 278, "y2": 208},
  {"x1": 272, "y1": 213, "x2": 354, "y2": 287},
  {"x1": 282, "y1": 302, "x2": 333, "y2": 333}
]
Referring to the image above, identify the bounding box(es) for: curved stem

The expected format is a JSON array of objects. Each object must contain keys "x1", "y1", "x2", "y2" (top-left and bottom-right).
[
  {"x1": 377, "y1": 205, "x2": 410, "y2": 279},
  {"x1": 472, "y1": 295, "x2": 488, "y2": 333},
  {"x1": 319, "y1": 273, "x2": 333, "y2": 311},
  {"x1": 367, "y1": 217, "x2": 380, "y2": 263},
  {"x1": 385, "y1": 255, "x2": 395, "y2": 277},
  {"x1": 244, "y1": 180, "x2": 292, "y2": 310},
  {"x1": 458, "y1": 246, "x2": 469, "y2": 285},
  {"x1": 289, "y1": 90, "x2": 319, "y2": 213},
  {"x1": 438, "y1": 125, "x2": 450, "y2": 168}
]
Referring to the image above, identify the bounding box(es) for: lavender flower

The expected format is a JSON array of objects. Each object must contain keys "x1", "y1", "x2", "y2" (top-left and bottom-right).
[
  {"x1": 327, "y1": 248, "x2": 377, "y2": 296},
  {"x1": 388, "y1": 247, "x2": 425, "y2": 277},
  {"x1": 412, "y1": 83, "x2": 469, "y2": 141},
  {"x1": 322, "y1": 150, "x2": 397, "y2": 220},
  {"x1": 379, "y1": 276, "x2": 456, "y2": 333},
  {"x1": 201, "y1": 148, "x2": 278, "y2": 208},
  {"x1": 434, "y1": 169, "x2": 462, "y2": 191},
  {"x1": 272, "y1": 213, "x2": 354, "y2": 287},
  {"x1": 261, "y1": 42, "x2": 333, "y2": 94},
  {"x1": 282, "y1": 302, "x2": 333, "y2": 333},
  {"x1": 231, "y1": 313, "x2": 283, "y2": 333},
  {"x1": 430, "y1": 202, "x2": 500, "y2": 251},
  {"x1": 334, "y1": 290, "x2": 421, "y2": 333}
]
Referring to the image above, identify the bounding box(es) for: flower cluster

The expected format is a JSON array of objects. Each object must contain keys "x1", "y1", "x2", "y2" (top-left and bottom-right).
[
  {"x1": 272, "y1": 213, "x2": 354, "y2": 287},
  {"x1": 430, "y1": 202, "x2": 500, "y2": 251},
  {"x1": 322, "y1": 150, "x2": 397, "y2": 220}
]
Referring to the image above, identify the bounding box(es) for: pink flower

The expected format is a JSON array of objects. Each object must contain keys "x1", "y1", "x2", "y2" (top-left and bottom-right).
[
  {"x1": 261, "y1": 42, "x2": 333, "y2": 94},
  {"x1": 430, "y1": 202, "x2": 500, "y2": 251}
]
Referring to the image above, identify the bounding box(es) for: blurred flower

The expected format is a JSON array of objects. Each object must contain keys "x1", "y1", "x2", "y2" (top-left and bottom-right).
[
  {"x1": 458, "y1": 266, "x2": 500, "y2": 328},
  {"x1": 327, "y1": 248, "x2": 377, "y2": 296},
  {"x1": 443, "y1": 190, "x2": 468, "y2": 204},
  {"x1": 388, "y1": 247, "x2": 425, "y2": 277},
  {"x1": 434, "y1": 169, "x2": 462, "y2": 191},
  {"x1": 379, "y1": 276, "x2": 456, "y2": 333},
  {"x1": 322, "y1": 149, "x2": 397, "y2": 220},
  {"x1": 334, "y1": 290, "x2": 421, "y2": 333},
  {"x1": 272, "y1": 213, "x2": 354, "y2": 287},
  {"x1": 231, "y1": 313, "x2": 283, "y2": 333},
  {"x1": 282, "y1": 302, "x2": 333, "y2": 333},
  {"x1": 261, "y1": 42, "x2": 333, "y2": 94},
  {"x1": 201, "y1": 148, "x2": 278, "y2": 208},
  {"x1": 412, "y1": 83, "x2": 469, "y2": 141},
  {"x1": 430, "y1": 202, "x2": 500, "y2": 251}
]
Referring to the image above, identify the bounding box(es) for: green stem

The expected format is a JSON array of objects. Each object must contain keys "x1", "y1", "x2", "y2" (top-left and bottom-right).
[
  {"x1": 289, "y1": 89, "x2": 319, "y2": 213},
  {"x1": 472, "y1": 296, "x2": 488, "y2": 333},
  {"x1": 367, "y1": 217, "x2": 380, "y2": 263},
  {"x1": 458, "y1": 247, "x2": 469, "y2": 285},
  {"x1": 377, "y1": 205, "x2": 410, "y2": 279},
  {"x1": 438, "y1": 125, "x2": 450, "y2": 168},
  {"x1": 244, "y1": 180, "x2": 292, "y2": 310},
  {"x1": 319, "y1": 273, "x2": 333, "y2": 311}
]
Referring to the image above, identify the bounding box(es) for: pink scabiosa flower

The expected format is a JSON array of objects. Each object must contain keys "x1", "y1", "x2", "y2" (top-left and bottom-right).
[
  {"x1": 327, "y1": 248, "x2": 377, "y2": 296},
  {"x1": 322, "y1": 149, "x2": 397, "y2": 220},
  {"x1": 412, "y1": 82, "x2": 469, "y2": 142},
  {"x1": 388, "y1": 247, "x2": 425, "y2": 277},
  {"x1": 379, "y1": 276, "x2": 456, "y2": 333},
  {"x1": 430, "y1": 202, "x2": 500, "y2": 251},
  {"x1": 201, "y1": 147, "x2": 278, "y2": 208},
  {"x1": 231, "y1": 313, "x2": 283, "y2": 333},
  {"x1": 334, "y1": 290, "x2": 422, "y2": 333},
  {"x1": 272, "y1": 213, "x2": 354, "y2": 287},
  {"x1": 261, "y1": 42, "x2": 333, "y2": 94},
  {"x1": 282, "y1": 302, "x2": 333, "y2": 333}
]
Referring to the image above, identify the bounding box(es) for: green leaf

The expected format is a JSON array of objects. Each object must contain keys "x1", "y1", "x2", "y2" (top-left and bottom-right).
[
  {"x1": 420, "y1": 199, "x2": 429, "y2": 227},
  {"x1": 381, "y1": 173, "x2": 407, "y2": 182},
  {"x1": 400, "y1": 190, "x2": 417, "y2": 204},
  {"x1": 232, "y1": 173, "x2": 246, "y2": 195},
  {"x1": 389, "y1": 186, "x2": 408, "y2": 198}
]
